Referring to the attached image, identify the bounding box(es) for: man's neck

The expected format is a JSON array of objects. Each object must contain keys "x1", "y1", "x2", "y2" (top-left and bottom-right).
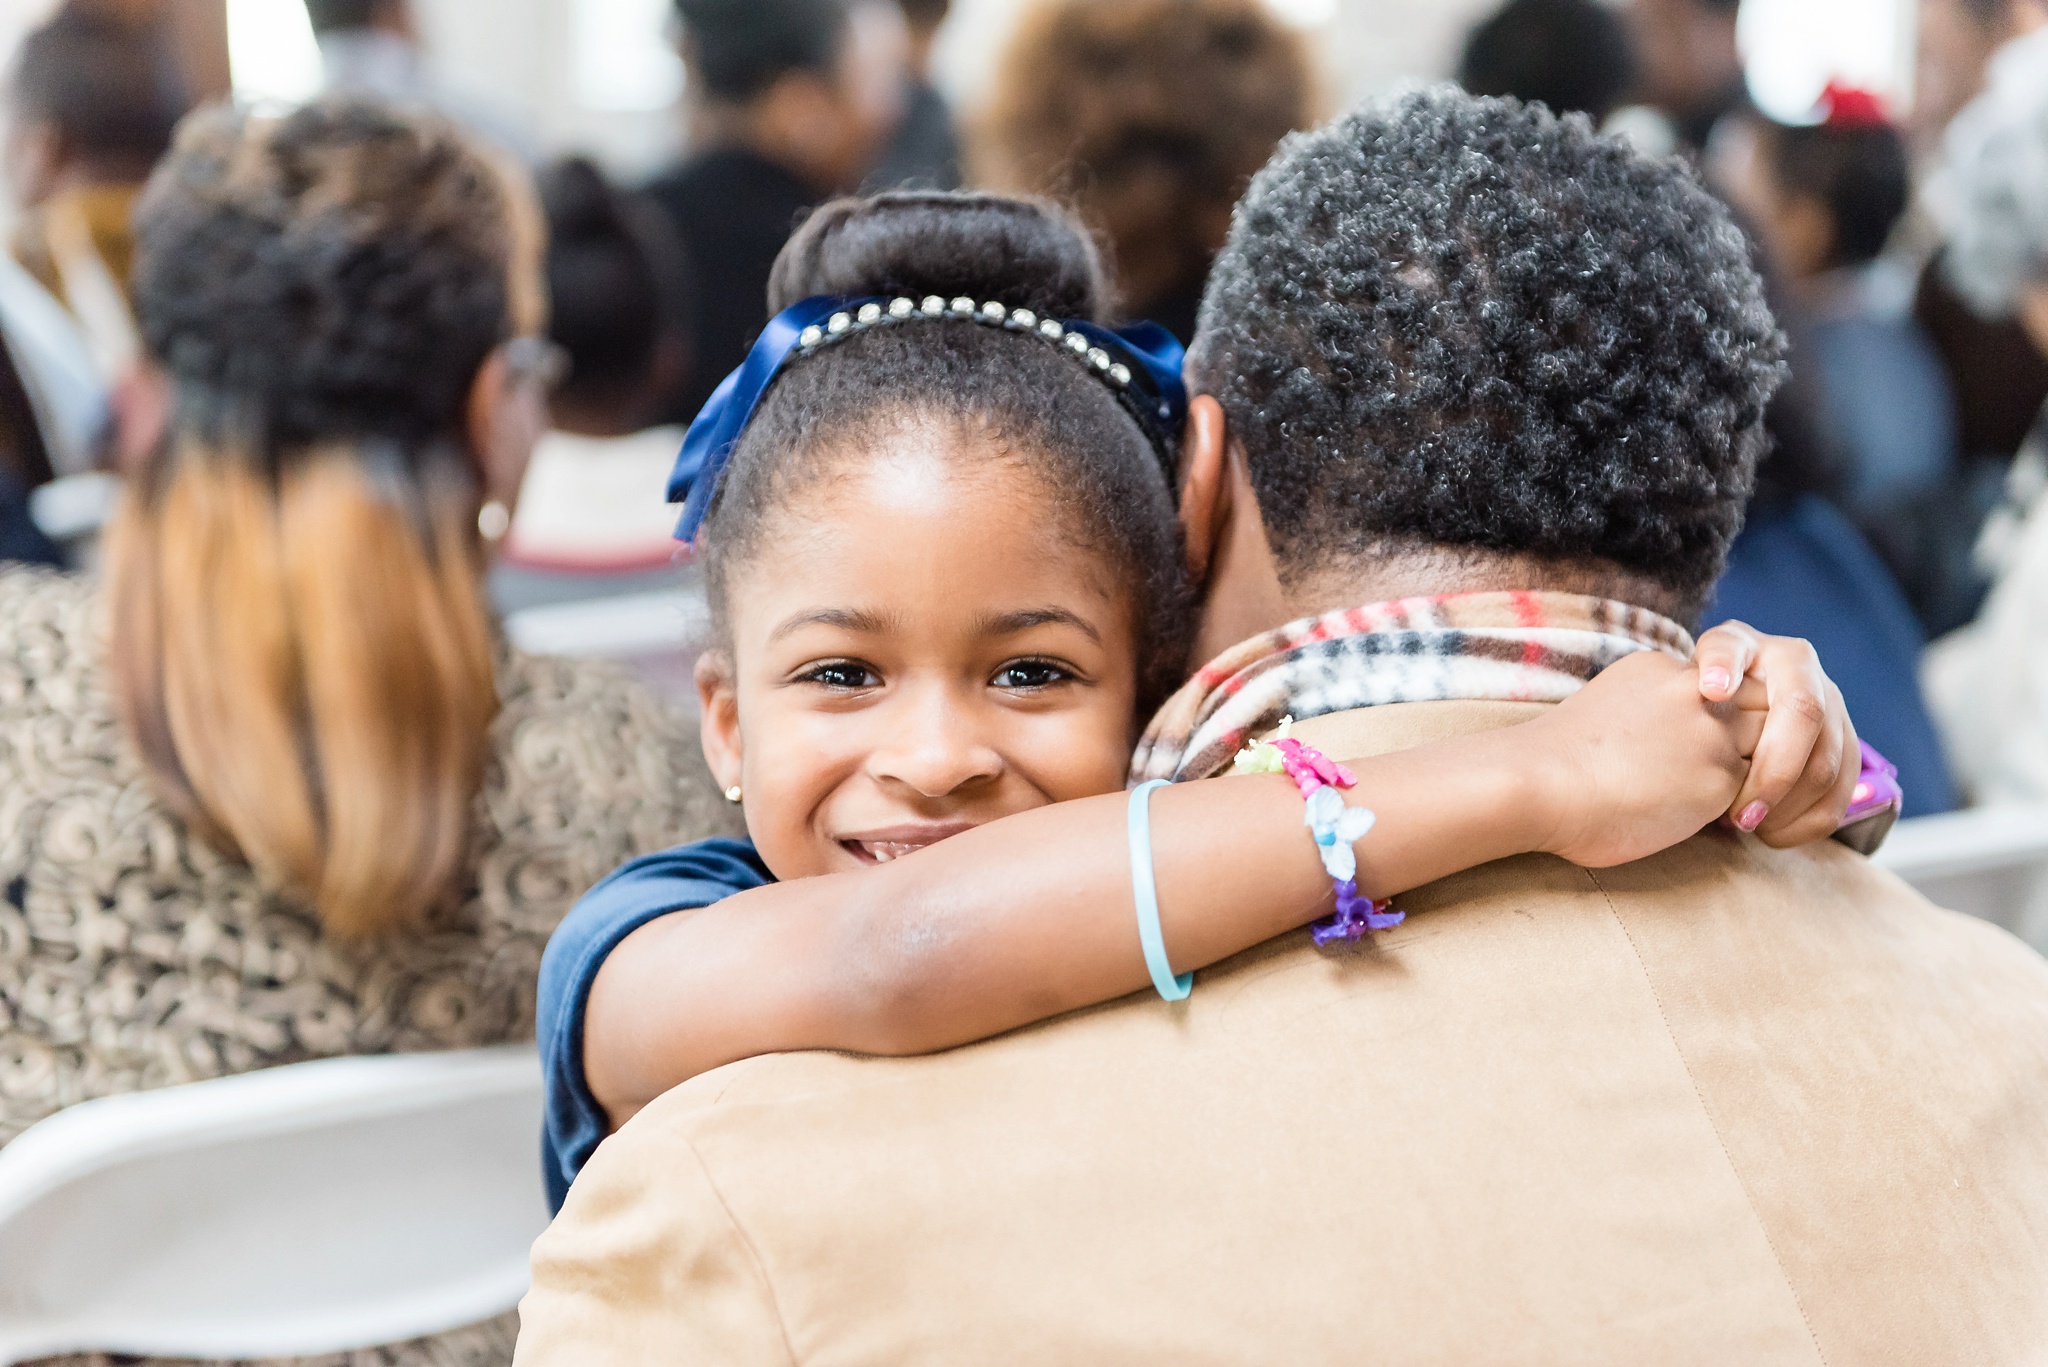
[
  {"x1": 1277, "y1": 548, "x2": 1689, "y2": 629},
  {"x1": 1178, "y1": 427, "x2": 1694, "y2": 666}
]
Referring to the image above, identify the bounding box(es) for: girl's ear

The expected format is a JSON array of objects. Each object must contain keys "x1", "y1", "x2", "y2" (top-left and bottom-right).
[
  {"x1": 1177, "y1": 394, "x2": 1231, "y2": 584},
  {"x1": 696, "y1": 650, "x2": 745, "y2": 794}
]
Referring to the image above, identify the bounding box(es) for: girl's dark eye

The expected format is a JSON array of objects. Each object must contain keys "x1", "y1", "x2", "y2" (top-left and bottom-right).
[
  {"x1": 992, "y1": 659, "x2": 1073, "y2": 690},
  {"x1": 800, "y1": 661, "x2": 881, "y2": 690}
]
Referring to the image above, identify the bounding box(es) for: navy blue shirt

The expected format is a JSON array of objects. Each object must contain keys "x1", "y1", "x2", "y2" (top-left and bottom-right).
[
  {"x1": 1703, "y1": 495, "x2": 1956, "y2": 817},
  {"x1": 536, "y1": 837, "x2": 773, "y2": 1211}
]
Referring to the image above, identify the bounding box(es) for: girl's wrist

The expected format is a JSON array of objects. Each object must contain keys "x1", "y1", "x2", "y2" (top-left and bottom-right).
[{"x1": 1489, "y1": 720, "x2": 1578, "y2": 860}]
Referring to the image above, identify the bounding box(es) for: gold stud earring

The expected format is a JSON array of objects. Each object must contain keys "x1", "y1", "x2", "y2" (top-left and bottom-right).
[{"x1": 723, "y1": 785, "x2": 743, "y2": 803}]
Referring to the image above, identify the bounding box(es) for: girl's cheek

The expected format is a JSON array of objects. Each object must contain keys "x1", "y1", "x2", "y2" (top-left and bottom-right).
[
  {"x1": 739, "y1": 696, "x2": 870, "y2": 880},
  {"x1": 1018, "y1": 699, "x2": 1141, "y2": 802}
]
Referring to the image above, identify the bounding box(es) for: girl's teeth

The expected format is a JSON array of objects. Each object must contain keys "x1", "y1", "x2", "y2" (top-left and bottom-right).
[{"x1": 865, "y1": 841, "x2": 920, "y2": 863}]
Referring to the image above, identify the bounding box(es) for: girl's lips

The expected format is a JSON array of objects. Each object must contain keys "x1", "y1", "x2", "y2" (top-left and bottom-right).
[{"x1": 839, "y1": 822, "x2": 979, "y2": 865}]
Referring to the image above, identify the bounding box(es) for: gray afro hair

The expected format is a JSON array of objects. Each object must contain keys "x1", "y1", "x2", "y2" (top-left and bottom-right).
[
  {"x1": 1933, "y1": 30, "x2": 2048, "y2": 318},
  {"x1": 1189, "y1": 85, "x2": 1786, "y2": 612}
]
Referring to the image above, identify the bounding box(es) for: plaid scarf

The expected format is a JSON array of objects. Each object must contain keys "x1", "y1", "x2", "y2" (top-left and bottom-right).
[{"x1": 1132, "y1": 591, "x2": 1694, "y2": 785}]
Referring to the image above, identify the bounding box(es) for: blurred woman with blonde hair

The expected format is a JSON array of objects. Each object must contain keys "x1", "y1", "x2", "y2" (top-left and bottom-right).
[
  {"x1": 971, "y1": 0, "x2": 1314, "y2": 342},
  {"x1": 0, "y1": 98, "x2": 736, "y2": 1364}
]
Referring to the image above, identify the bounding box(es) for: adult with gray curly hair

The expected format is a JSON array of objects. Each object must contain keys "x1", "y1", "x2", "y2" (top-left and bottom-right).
[
  {"x1": 520, "y1": 90, "x2": 2048, "y2": 1363},
  {"x1": 1924, "y1": 27, "x2": 2048, "y2": 805}
]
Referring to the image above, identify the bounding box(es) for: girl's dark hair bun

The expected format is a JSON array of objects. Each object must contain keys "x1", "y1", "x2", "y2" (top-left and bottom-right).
[{"x1": 768, "y1": 191, "x2": 1110, "y2": 322}]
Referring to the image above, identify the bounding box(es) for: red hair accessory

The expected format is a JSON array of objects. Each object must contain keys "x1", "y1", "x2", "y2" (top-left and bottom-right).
[{"x1": 1820, "y1": 83, "x2": 1890, "y2": 129}]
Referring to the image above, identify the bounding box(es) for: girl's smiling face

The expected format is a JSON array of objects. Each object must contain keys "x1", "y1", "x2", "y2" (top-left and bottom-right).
[{"x1": 697, "y1": 420, "x2": 1143, "y2": 881}]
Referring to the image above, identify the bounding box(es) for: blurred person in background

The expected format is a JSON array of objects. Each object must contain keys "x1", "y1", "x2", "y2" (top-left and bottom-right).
[
  {"x1": 869, "y1": 0, "x2": 960, "y2": 189},
  {"x1": 6, "y1": 0, "x2": 190, "y2": 371},
  {"x1": 1622, "y1": 0, "x2": 1744, "y2": 153},
  {"x1": 648, "y1": 0, "x2": 908, "y2": 426},
  {"x1": 503, "y1": 155, "x2": 696, "y2": 577},
  {"x1": 0, "y1": 230, "x2": 109, "y2": 567},
  {"x1": 1458, "y1": 0, "x2": 1635, "y2": 127},
  {"x1": 1911, "y1": 0, "x2": 2046, "y2": 161},
  {"x1": 1717, "y1": 90, "x2": 1967, "y2": 614},
  {"x1": 1687, "y1": 120, "x2": 1957, "y2": 811},
  {"x1": 1913, "y1": 0, "x2": 2048, "y2": 582},
  {"x1": 971, "y1": 0, "x2": 1312, "y2": 345},
  {"x1": 0, "y1": 338, "x2": 61, "y2": 565},
  {"x1": 0, "y1": 99, "x2": 738, "y2": 1367},
  {"x1": 305, "y1": 0, "x2": 535, "y2": 157},
  {"x1": 1921, "y1": 30, "x2": 2048, "y2": 805},
  {"x1": 1698, "y1": 87, "x2": 1957, "y2": 813}
]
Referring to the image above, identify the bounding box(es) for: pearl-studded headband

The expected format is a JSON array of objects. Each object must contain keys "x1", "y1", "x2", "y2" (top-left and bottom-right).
[
  {"x1": 797, "y1": 295, "x2": 1140, "y2": 390},
  {"x1": 667, "y1": 293, "x2": 1189, "y2": 545}
]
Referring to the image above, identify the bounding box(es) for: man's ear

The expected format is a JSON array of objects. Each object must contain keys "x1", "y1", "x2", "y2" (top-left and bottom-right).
[
  {"x1": 695, "y1": 650, "x2": 744, "y2": 795},
  {"x1": 1177, "y1": 393, "x2": 1230, "y2": 584}
]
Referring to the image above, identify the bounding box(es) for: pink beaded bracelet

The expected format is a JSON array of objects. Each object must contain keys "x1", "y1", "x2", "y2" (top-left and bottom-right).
[{"x1": 1234, "y1": 720, "x2": 1403, "y2": 944}]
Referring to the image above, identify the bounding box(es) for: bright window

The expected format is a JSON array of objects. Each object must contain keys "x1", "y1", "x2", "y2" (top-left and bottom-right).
[
  {"x1": 1265, "y1": 0, "x2": 1338, "y2": 27},
  {"x1": 226, "y1": 0, "x2": 324, "y2": 108},
  {"x1": 1738, "y1": 0, "x2": 1914, "y2": 124},
  {"x1": 573, "y1": 0, "x2": 685, "y2": 112}
]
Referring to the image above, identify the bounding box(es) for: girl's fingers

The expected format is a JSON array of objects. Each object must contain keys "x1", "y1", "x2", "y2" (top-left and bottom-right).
[
  {"x1": 1756, "y1": 704, "x2": 1863, "y2": 848},
  {"x1": 1694, "y1": 620, "x2": 1763, "y2": 702},
  {"x1": 1724, "y1": 636, "x2": 1835, "y2": 830}
]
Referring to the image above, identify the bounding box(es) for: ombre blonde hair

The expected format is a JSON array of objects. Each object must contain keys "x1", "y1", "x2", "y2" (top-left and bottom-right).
[{"x1": 110, "y1": 100, "x2": 534, "y2": 938}]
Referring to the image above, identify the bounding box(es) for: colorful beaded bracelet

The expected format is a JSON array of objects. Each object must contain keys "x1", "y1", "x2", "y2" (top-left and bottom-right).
[{"x1": 1233, "y1": 720, "x2": 1404, "y2": 944}]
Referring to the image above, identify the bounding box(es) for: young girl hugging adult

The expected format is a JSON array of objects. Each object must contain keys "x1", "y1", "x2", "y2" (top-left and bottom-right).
[{"x1": 538, "y1": 192, "x2": 1878, "y2": 1209}]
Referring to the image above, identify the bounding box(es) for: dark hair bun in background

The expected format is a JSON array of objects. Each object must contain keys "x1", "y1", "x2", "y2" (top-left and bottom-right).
[
  {"x1": 769, "y1": 191, "x2": 1111, "y2": 322},
  {"x1": 673, "y1": 0, "x2": 848, "y2": 102},
  {"x1": 539, "y1": 156, "x2": 692, "y2": 403}
]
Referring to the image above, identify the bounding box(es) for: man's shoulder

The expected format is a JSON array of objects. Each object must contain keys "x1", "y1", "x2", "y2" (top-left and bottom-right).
[
  {"x1": 535, "y1": 835, "x2": 2048, "y2": 1361},
  {"x1": 632, "y1": 832, "x2": 2048, "y2": 1133}
]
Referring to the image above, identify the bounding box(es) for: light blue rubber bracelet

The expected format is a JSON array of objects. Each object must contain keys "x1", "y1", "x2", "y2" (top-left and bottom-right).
[{"x1": 1127, "y1": 779, "x2": 1193, "y2": 1001}]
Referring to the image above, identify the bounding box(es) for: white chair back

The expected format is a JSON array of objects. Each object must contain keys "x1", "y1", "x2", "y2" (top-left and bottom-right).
[
  {"x1": 0, "y1": 1046, "x2": 546, "y2": 1366},
  {"x1": 1876, "y1": 804, "x2": 2048, "y2": 951}
]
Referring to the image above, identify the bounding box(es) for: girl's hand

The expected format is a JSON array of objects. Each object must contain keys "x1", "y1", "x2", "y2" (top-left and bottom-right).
[
  {"x1": 1692, "y1": 622, "x2": 1860, "y2": 848},
  {"x1": 1524, "y1": 650, "x2": 1764, "y2": 869}
]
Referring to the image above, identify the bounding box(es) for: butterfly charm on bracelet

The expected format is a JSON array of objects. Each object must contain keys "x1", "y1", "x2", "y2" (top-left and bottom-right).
[{"x1": 1303, "y1": 786, "x2": 1377, "y2": 883}]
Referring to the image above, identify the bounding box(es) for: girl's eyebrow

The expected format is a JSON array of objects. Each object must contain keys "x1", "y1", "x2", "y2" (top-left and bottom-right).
[
  {"x1": 979, "y1": 608, "x2": 1103, "y2": 645},
  {"x1": 769, "y1": 607, "x2": 898, "y2": 643}
]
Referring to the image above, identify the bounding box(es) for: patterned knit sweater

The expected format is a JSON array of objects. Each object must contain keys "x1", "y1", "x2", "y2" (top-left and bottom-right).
[{"x1": 0, "y1": 567, "x2": 743, "y2": 1367}]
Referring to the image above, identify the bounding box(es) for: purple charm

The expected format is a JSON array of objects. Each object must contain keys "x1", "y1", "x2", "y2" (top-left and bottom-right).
[{"x1": 1310, "y1": 879, "x2": 1405, "y2": 945}]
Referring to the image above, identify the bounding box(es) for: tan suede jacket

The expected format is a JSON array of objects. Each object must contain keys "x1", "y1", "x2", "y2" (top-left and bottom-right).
[{"x1": 517, "y1": 701, "x2": 2048, "y2": 1366}]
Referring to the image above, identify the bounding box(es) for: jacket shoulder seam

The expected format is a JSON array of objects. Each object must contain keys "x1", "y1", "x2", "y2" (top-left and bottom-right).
[
  {"x1": 1585, "y1": 866, "x2": 1830, "y2": 1367},
  {"x1": 681, "y1": 1129, "x2": 803, "y2": 1367}
]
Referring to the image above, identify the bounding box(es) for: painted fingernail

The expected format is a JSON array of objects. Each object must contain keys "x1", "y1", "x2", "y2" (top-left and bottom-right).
[
  {"x1": 1700, "y1": 667, "x2": 1733, "y2": 695},
  {"x1": 1736, "y1": 801, "x2": 1768, "y2": 832}
]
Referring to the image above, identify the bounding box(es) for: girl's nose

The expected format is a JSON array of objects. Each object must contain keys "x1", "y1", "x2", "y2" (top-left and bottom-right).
[{"x1": 866, "y1": 688, "x2": 1005, "y2": 799}]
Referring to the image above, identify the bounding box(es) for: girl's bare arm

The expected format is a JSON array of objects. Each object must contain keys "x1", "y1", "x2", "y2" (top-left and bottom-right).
[{"x1": 586, "y1": 654, "x2": 1771, "y2": 1126}]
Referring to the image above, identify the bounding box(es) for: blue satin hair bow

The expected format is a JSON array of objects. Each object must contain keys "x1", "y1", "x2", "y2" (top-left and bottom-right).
[{"x1": 666, "y1": 295, "x2": 1189, "y2": 545}]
